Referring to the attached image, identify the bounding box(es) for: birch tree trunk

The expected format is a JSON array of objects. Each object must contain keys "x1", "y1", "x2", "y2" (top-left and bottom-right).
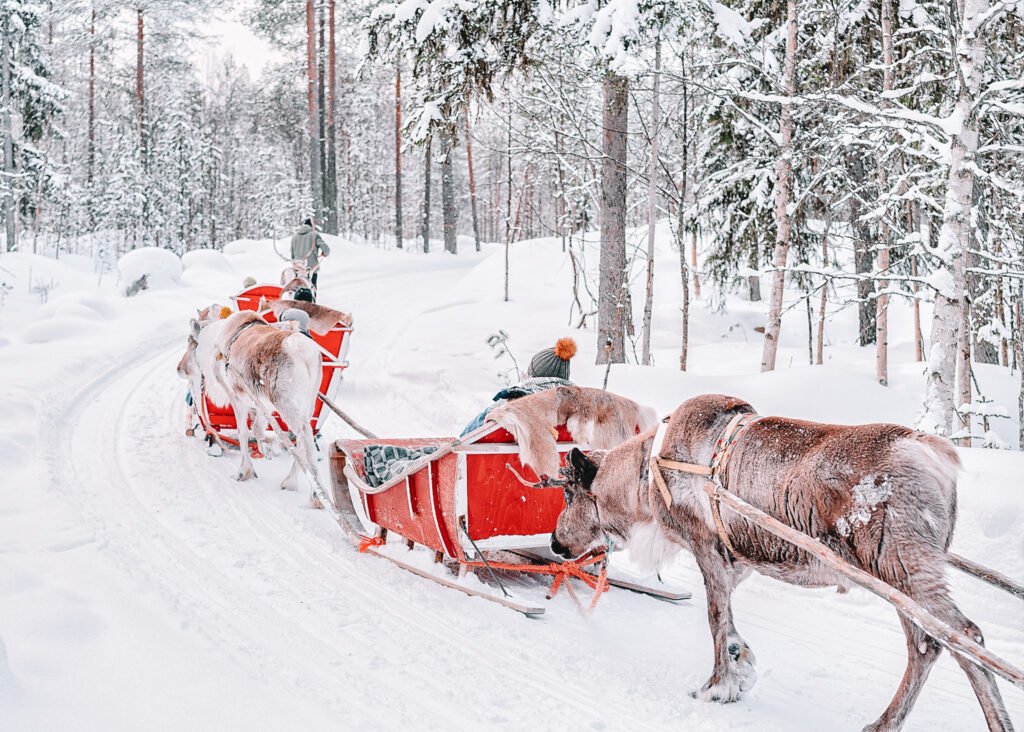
[
  {"x1": 641, "y1": 42, "x2": 661, "y2": 366},
  {"x1": 875, "y1": 0, "x2": 894, "y2": 386},
  {"x1": 597, "y1": 74, "x2": 629, "y2": 365},
  {"x1": 2, "y1": 13, "x2": 13, "y2": 253},
  {"x1": 394, "y1": 64, "x2": 402, "y2": 248},
  {"x1": 919, "y1": 0, "x2": 987, "y2": 436},
  {"x1": 422, "y1": 133, "x2": 431, "y2": 253},
  {"x1": 465, "y1": 110, "x2": 480, "y2": 251},
  {"x1": 306, "y1": 0, "x2": 323, "y2": 223},
  {"x1": 761, "y1": 0, "x2": 798, "y2": 372},
  {"x1": 440, "y1": 124, "x2": 457, "y2": 254}
]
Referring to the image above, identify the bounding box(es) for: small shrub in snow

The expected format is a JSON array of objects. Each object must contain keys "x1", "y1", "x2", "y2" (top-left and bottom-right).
[{"x1": 487, "y1": 330, "x2": 521, "y2": 383}]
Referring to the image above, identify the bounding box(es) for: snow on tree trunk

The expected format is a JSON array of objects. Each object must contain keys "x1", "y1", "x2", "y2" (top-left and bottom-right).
[
  {"x1": 324, "y1": 0, "x2": 338, "y2": 234},
  {"x1": 136, "y1": 8, "x2": 144, "y2": 148},
  {"x1": 760, "y1": 0, "x2": 798, "y2": 373},
  {"x1": 816, "y1": 234, "x2": 828, "y2": 364},
  {"x1": 2, "y1": 14, "x2": 13, "y2": 253},
  {"x1": 875, "y1": 0, "x2": 894, "y2": 386},
  {"x1": 849, "y1": 154, "x2": 876, "y2": 346},
  {"x1": 597, "y1": 73, "x2": 628, "y2": 365},
  {"x1": 422, "y1": 133, "x2": 431, "y2": 253},
  {"x1": 957, "y1": 295, "x2": 972, "y2": 444},
  {"x1": 912, "y1": 204, "x2": 924, "y2": 362},
  {"x1": 306, "y1": 0, "x2": 322, "y2": 224},
  {"x1": 1015, "y1": 294, "x2": 1023, "y2": 449},
  {"x1": 919, "y1": 0, "x2": 987, "y2": 436},
  {"x1": 87, "y1": 8, "x2": 95, "y2": 190},
  {"x1": 503, "y1": 101, "x2": 511, "y2": 301},
  {"x1": 440, "y1": 124, "x2": 457, "y2": 255},
  {"x1": 641, "y1": 42, "x2": 661, "y2": 367},
  {"x1": 394, "y1": 64, "x2": 402, "y2": 248},
  {"x1": 465, "y1": 110, "x2": 480, "y2": 252}
]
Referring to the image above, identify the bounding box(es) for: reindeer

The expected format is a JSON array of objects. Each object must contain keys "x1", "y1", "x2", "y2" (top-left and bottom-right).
[
  {"x1": 177, "y1": 308, "x2": 326, "y2": 504},
  {"x1": 545, "y1": 394, "x2": 1012, "y2": 732},
  {"x1": 280, "y1": 260, "x2": 316, "y2": 301}
]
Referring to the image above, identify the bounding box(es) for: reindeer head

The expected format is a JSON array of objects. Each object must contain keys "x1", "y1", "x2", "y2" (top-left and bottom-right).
[
  {"x1": 176, "y1": 318, "x2": 203, "y2": 379},
  {"x1": 550, "y1": 448, "x2": 607, "y2": 559}
]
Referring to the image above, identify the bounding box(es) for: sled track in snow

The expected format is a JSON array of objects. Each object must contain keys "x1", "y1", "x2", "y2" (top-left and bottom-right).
[
  {"x1": 45, "y1": 342, "x2": 657, "y2": 729},
  {"x1": 40, "y1": 329, "x2": 1023, "y2": 729}
]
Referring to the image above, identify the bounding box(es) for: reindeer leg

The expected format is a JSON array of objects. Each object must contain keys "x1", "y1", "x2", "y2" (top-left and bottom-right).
[
  {"x1": 863, "y1": 614, "x2": 943, "y2": 732},
  {"x1": 725, "y1": 566, "x2": 757, "y2": 693},
  {"x1": 293, "y1": 422, "x2": 324, "y2": 509},
  {"x1": 939, "y1": 604, "x2": 1013, "y2": 732},
  {"x1": 232, "y1": 401, "x2": 257, "y2": 481},
  {"x1": 691, "y1": 548, "x2": 746, "y2": 703}
]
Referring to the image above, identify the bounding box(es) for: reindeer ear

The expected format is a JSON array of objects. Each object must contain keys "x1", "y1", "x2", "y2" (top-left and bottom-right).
[{"x1": 568, "y1": 448, "x2": 598, "y2": 493}]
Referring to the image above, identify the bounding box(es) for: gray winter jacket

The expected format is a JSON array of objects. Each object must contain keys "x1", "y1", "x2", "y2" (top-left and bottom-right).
[{"x1": 290, "y1": 224, "x2": 330, "y2": 270}]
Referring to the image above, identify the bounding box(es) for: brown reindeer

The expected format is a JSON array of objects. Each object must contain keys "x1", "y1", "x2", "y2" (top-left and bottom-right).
[{"x1": 547, "y1": 394, "x2": 1012, "y2": 732}]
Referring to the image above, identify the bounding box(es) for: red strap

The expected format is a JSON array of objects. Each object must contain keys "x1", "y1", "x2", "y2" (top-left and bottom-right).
[{"x1": 358, "y1": 535, "x2": 386, "y2": 553}]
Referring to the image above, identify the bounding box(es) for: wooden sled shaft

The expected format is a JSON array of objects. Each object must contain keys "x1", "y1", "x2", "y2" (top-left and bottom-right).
[{"x1": 714, "y1": 487, "x2": 1024, "y2": 690}]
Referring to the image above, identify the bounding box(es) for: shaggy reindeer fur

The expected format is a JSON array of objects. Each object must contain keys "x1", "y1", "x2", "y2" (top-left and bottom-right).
[
  {"x1": 263, "y1": 299, "x2": 353, "y2": 333},
  {"x1": 177, "y1": 310, "x2": 326, "y2": 502},
  {"x1": 548, "y1": 394, "x2": 1012, "y2": 732},
  {"x1": 280, "y1": 262, "x2": 314, "y2": 299},
  {"x1": 486, "y1": 386, "x2": 658, "y2": 477}
]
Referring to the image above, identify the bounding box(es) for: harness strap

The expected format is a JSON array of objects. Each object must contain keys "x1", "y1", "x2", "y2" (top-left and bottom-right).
[
  {"x1": 220, "y1": 317, "x2": 266, "y2": 369},
  {"x1": 647, "y1": 411, "x2": 762, "y2": 560}
]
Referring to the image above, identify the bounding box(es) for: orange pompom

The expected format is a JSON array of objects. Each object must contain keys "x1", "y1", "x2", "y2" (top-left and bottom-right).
[
  {"x1": 219, "y1": 306, "x2": 233, "y2": 320},
  {"x1": 554, "y1": 337, "x2": 577, "y2": 361}
]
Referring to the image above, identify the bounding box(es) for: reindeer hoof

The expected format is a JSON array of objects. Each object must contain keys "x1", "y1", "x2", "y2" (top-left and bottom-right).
[
  {"x1": 309, "y1": 494, "x2": 324, "y2": 510},
  {"x1": 236, "y1": 468, "x2": 256, "y2": 481},
  {"x1": 692, "y1": 674, "x2": 744, "y2": 704}
]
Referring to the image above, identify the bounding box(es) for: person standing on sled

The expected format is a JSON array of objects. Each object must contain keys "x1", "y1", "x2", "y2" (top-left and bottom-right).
[
  {"x1": 461, "y1": 338, "x2": 577, "y2": 436},
  {"x1": 290, "y1": 217, "x2": 330, "y2": 290}
]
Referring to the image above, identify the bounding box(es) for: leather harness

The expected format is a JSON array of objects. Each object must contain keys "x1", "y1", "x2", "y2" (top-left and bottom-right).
[{"x1": 647, "y1": 412, "x2": 762, "y2": 559}]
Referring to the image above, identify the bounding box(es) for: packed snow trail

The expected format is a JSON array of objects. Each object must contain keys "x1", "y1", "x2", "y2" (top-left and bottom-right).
[{"x1": 0, "y1": 238, "x2": 1020, "y2": 730}]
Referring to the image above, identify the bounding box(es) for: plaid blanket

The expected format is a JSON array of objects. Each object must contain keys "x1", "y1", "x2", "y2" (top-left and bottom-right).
[{"x1": 362, "y1": 444, "x2": 439, "y2": 488}]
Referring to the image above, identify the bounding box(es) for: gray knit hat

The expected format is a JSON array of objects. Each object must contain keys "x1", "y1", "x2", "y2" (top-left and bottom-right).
[{"x1": 527, "y1": 338, "x2": 577, "y2": 380}]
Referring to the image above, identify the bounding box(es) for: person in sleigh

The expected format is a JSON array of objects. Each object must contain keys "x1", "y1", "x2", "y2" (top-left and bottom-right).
[{"x1": 460, "y1": 337, "x2": 577, "y2": 437}]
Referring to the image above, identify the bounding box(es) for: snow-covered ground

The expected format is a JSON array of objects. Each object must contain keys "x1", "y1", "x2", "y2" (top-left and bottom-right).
[{"x1": 0, "y1": 231, "x2": 1020, "y2": 730}]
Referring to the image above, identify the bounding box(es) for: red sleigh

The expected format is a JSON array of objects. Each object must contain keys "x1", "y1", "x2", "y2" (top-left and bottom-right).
[
  {"x1": 328, "y1": 422, "x2": 688, "y2": 615},
  {"x1": 190, "y1": 283, "x2": 352, "y2": 448}
]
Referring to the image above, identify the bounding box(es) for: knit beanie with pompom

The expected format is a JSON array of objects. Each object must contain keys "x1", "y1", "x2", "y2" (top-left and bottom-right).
[{"x1": 526, "y1": 337, "x2": 577, "y2": 380}]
